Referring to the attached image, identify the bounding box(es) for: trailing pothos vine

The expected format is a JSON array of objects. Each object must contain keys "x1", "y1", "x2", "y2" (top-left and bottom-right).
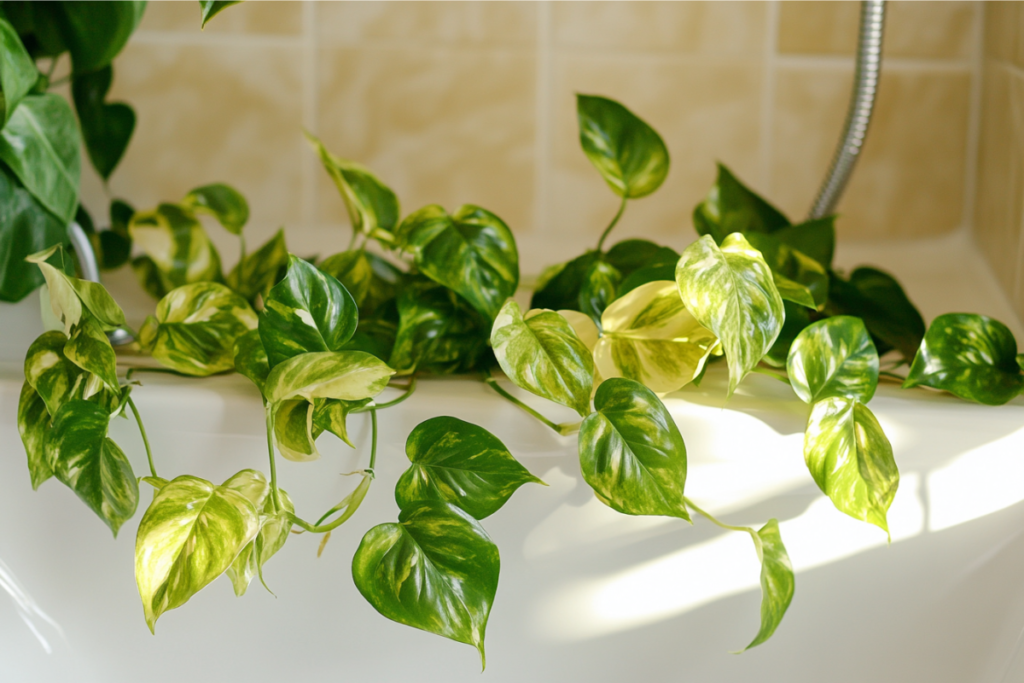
[{"x1": 15, "y1": 86, "x2": 1024, "y2": 667}]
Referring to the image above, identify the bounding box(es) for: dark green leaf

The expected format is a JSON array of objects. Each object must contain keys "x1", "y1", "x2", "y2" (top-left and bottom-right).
[
  {"x1": 199, "y1": 0, "x2": 240, "y2": 28},
  {"x1": 693, "y1": 164, "x2": 789, "y2": 244},
  {"x1": 232, "y1": 329, "x2": 269, "y2": 392},
  {"x1": 131, "y1": 255, "x2": 167, "y2": 299},
  {"x1": 259, "y1": 255, "x2": 359, "y2": 367},
  {"x1": 109, "y1": 198, "x2": 134, "y2": 237},
  {"x1": 128, "y1": 203, "x2": 223, "y2": 294},
  {"x1": 618, "y1": 262, "x2": 678, "y2": 297},
  {"x1": 139, "y1": 282, "x2": 258, "y2": 377},
  {"x1": 578, "y1": 259, "x2": 621, "y2": 324},
  {"x1": 98, "y1": 229, "x2": 131, "y2": 270},
  {"x1": 772, "y1": 216, "x2": 835, "y2": 268},
  {"x1": 741, "y1": 519, "x2": 795, "y2": 651},
  {"x1": 787, "y1": 316, "x2": 879, "y2": 404},
  {"x1": 312, "y1": 397, "x2": 371, "y2": 448},
  {"x1": 491, "y1": 300, "x2": 594, "y2": 416},
  {"x1": 45, "y1": 399, "x2": 138, "y2": 536},
  {"x1": 576, "y1": 94, "x2": 669, "y2": 199},
  {"x1": 2, "y1": 2, "x2": 66, "y2": 58},
  {"x1": 0, "y1": 163, "x2": 68, "y2": 302},
  {"x1": 578, "y1": 378, "x2": 689, "y2": 519},
  {"x1": 182, "y1": 183, "x2": 249, "y2": 235},
  {"x1": 17, "y1": 381, "x2": 52, "y2": 489},
  {"x1": 903, "y1": 313, "x2": 1024, "y2": 405},
  {"x1": 827, "y1": 267, "x2": 925, "y2": 362},
  {"x1": 54, "y1": 1, "x2": 146, "y2": 73},
  {"x1": 352, "y1": 501, "x2": 499, "y2": 667},
  {"x1": 804, "y1": 397, "x2": 898, "y2": 534},
  {"x1": 389, "y1": 280, "x2": 490, "y2": 375},
  {"x1": 71, "y1": 65, "x2": 134, "y2": 180},
  {"x1": 396, "y1": 416, "x2": 543, "y2": 520},
  {"x1": 396, "y1": 204, "x2": 518, "y2": 321},
  {"x1": 604, "y1": 239, "x2": 679, "y2": 277},
  {"x1": 675, "y1": 233, "x2": 784, "y2": 396},
  {"x1": 226, "y1": 229, "x2": 288, "y2": 304},
  {"x1": 0, "y1": 16, "x2": 39, "y2": 125},
  {"x1": 530, "y1": 251, "x2": 599, "y2": 312},
  {"x1": 342, "y1": 316, "x2": 398, "y2": 362},
  {"x1": 745, "y1": 232, "x2": 828, "y2": 310},
  {"x1": 0, "y1": 93, "x2": 80, "y2": 224}
]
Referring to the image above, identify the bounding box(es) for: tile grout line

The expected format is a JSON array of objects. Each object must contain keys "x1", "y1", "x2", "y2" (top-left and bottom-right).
[
  {"x1": 759, "y1": 0, "x2": 780, "y2": 195},
  {"x1": 775, "y1": 54, "x2": 973, "y2": 73},
  {"x1": 533, "y1": 2, "x2": 552, "y2": 239},
  {"x1": 961, "y1": 2, "x2": 985, "y2": 238},
  {"x1": 300, "y1": 1, "x2": 318, "y2": 229}
]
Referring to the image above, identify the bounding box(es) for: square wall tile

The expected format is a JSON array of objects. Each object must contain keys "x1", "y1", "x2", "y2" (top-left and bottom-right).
[
  {"x1": 552, "y1": 2, "x2": 766, "y2": 56},
  {"x1": 984, "y1": 1, "x2": 1024, "y2": 69},
  {"x1": 771, "y1": 66, "x2": 971, "y2": 240},
  {"x1": 78, "y1": 41, "x2": 306, "y2": 261},
  {"x1": 974, "y1": 64, "x2": 1016, "y2": 294},
  {"x1": 139, "y1": 0, "x2": 303, "y2": 36},
  {"x1": 317, "y1": 1, "x2": 536, "y2": 47},
  {"x1": 314, "y1": 46, "x2": 536, "y2": 249},
  {"x1": 779, "y1": 1, "x2": 976, "y2": 60},
  {"x1": 542, "y1": 55, "x2": 763, "y2": 267}
]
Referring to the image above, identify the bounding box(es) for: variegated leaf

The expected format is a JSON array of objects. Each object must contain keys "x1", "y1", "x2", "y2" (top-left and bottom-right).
[
  {"x1": 804, "y1": 397, "x2": 898, "y2": 534},
  {"x1": 226, "y1": 229, "x2": 288, "y2": 304},
  {"x1": 135, "y1": 472, "x2": 262, "y2": 631},
  {"x1": 594, "y1": 280, "x2": 719, "y2": 394},
  {"x1": 692, "y1": 164, "x2": 789, "y2": 245},
  {"x1": 675, "y1": 233, "x2": 784, "y2": 396},
  {"x1": 228, "y1": 489, "x2": 295, "y2": 597},
  {"x1": 182, "y1": 183, "x2": 249, "y2": 235},
  {"x1": 259, "y1": 255, "x2": 359, "y2": 368},
  {"x1": 578, "y1": 259, "x2": 621, "y2": 324},
  {"x1": 396, "y1": 204, "x2": 519, "y2": 321},
  {"x1": 741, "y1": 519, "x2": 795, "y2": 651},
  {"x1": 558, "y1": 310, "x2": 599, "y2": 352},
  {"x1": 319, "y1": 248, "x2": 401, "y2": 314},
  {"x1": 396, "y1": 416, "x2": 544, "y2": 520},
  {"x1": 273, "y1": 399, "x2": 322, "y2": 462},
  {"x1": 578, "y1": 378, "x2": 689, "y2": 519},
  {"x1": 233, "y1": 329, "x2": 270, "y2": 393},
  {"x1": 491, "y1": 300, "x2": 594, "y2": 416},
  {"x1": 64, "y1": 316, "x2": 119, "y2": 391},
  {"x1": 264, "y1": 351, "x2": 395, "y2": 405},
  {"x1": 352, "y1": 501, "x2": 499, "y2": 667},
  {"x1": 18, "y1": 381, "x2": 52, "y2": 490},
  {"x1": 141, "y1": 282, "x2": 258, "y2": 377},
  {"x1": 128, "y1": 203, "x2": 222, "y2": 294},
  {"x1": 27, "y1": 245, "x2": 126, "y2": 334},
  {"x1": 787, "y1": 316, "x2": 879, "y2": 404},
  {"x1": 45, "y1": 400, "x2": 138, "y2": 536},
  {"x1": 24, "y1": 330, "x2": 82, "y2": 417},
  {"x1": 312, "y1": 397, "x2": 371, "y2": 448}
]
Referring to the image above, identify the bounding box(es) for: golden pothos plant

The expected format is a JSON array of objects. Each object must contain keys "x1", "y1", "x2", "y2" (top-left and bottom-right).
[{"x1": 11, "y1": 10, "x2": 1024, "y2": 665}]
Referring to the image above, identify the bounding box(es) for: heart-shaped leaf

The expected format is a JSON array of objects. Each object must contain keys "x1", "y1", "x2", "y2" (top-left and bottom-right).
[
  {"x1": 24, "y1": 330, "x2": 83, "y2": 417},
  {"x1": 745, "y1": 232, "x2": 827, "y2": 310},
  {"x1": 54, "y1": 1, "x2": 145, "y2": 73},
  {"x1": 578, "y1": 259, "x2": 621, "y2": 324},
  {"x1": 135, "y1": 472, "x2": 261, "y2": 631},
  {"x1": 595, "y1": 280, "x2": 719, "y2": 394},
  {"x1": 27, "y1": 245, "x2": 127, "y2": 334},
  {"x1": 827, "y1": 267, "x2": 924, "y2": 362},
  {"x1": 578, "y1": 378, "x2": 689, "y2": 519},
  {"x1": 772, "y1": 216, "x2": 835, "y2": 268},
  {"x1": 46, "y1": 399, "x2": 138, "y2": 536},
  {"x1": 604, "y1": 239, "x2": 679, "y2": 278},
  {"x1": 693, "y1": 164, "x2": 789, "y2": 245},
  {"x1": 804, "y1": 397, "x2": 898, "y2": 534},
  {"x1": 576, "y1": 94, "x2": 669, "y2": 199},
  {"x1": 17, "y1": 381, "x2": 52, "y2": 490},
  {"x1": 71, "y1": 65, "x2": 135, "y2": 180},
  {"x1": 225, "y1": 229, "x2": 288, "y2": 305},
  {"x1": 903, "y1": 313, "x2": 1024, "y2": 405},
  {"x1": 64, "y1": 315, "x2": 119, "y2": 391},
  {"x1": 389, "y1": 280, "x2": 490, "y2": 375},
  {"x1": 530, "y1": 251, "x2": 600, "y2": 312},
  {"x1": 0, "y1": 17, "x2": 39, "y2": 126},
  {"x1": 396, "y1": 416, "x2": 543, "y2": 520},
  {"x1": 264, "y1": 351, "x2": 395, "y2": 405},
  {"x1": 306, "y1": 132, "x2": 399, "y2": 238},
  {"x1": 0, "y1": 165, "x2": 68, "y2": 303},
  {"x1": 491, "y1": 301, "x2": 594, "y2": 416},
  {"x1": 787, "y1": 316, "x2": 879, "y2": 404},
  {"x1": 128, "y1": 203, "x2": 223, "y2": 294},
  {"x1": 228, "y1": 488, "x2": 294, "y2": 597},
  {"x1": 272, "y1": 399, "x2": 321, "y2": 462},
  {"x1": 0, "y1": 93, "x2": 80, "y2": 224},
  {"x1": 675, "y1": 233, "x2": 784, "y2": 396},
  {"x1": 352, "y1": 501, "x2": 499, "y2": 667},
  {"x1": 200, "y1": 0, "x2": 241, "y2": 28},
  {"x1": 182, "y1": 183, "x2": 249, "y2": 235},
  {"x1": 259, "y1": 255, "x2": 359, "y2": 368},
  {"x1": 396, "y1": 204, "x2": 518, "y2": 321},
  {"x1": 312, "y1": 397, "x2": 371, "y2": 448},
  {"x1": 138, "y1": 282, "x2": 257, "y2": 377},
  {"x1": 233, "y1": 329, "x2": 270, "y2": 393},
  {"x1": 741, "y1": 519, "x2": 795, "y2": 651},
  {"x1": 319, "y1": 249, "x2": 402, "y2": 315}
]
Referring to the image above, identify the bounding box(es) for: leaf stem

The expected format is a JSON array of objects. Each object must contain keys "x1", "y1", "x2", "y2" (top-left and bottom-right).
[
  {"x1": 368, "y1": 408, "x2": 378, "y2": 471},
  {"x1": 125, "y1": 366, "x2": 192, "y2": 381},
  {"x1": 482, "y1": 370, "x2": 580, "y2": 436},
  {"x1": 265, "y1": 403, "x2": 282, "y2": 513},
  {"x1": 752, "y1": 366, "x2": 791, "y2": 385},
  {"x1": 354, "y1": 377, "x2": 417, "y2": 413},
  {"x1": 596, "y1": 195, "x2": 628, "y2": 251},
  {"x1": 127, "y1": 397, "x2": 157, "y2": 478},
  {"x1": 683, "y1": 496, "x2": 750, "y2": 534},
  {"x1": 879, "y1": 370, "x2": 908, "y2": 383}
]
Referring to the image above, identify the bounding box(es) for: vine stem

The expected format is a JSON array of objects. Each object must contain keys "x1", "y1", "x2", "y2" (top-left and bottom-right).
[
  {"x1": 879, "y1": 369, "x2": 908, "y2": 383},
  {"x1": 127, "y1": 397, "x2": 157, "y2": 478},
  {"x1": 752, "y1": 366, "x2": 791, "y2": 385},
  {"x1": 125, "y1": 366, "x2": 191, "y2": 381},
  {"x1": 482, "y1": 369, "x2": 581, "y2": 436},
  {"x1": 596, "y1": 195, "x2": 628, "y2": 252},
  {"x1": 265, "y1": 403, "x2": 282, "y2": 513},
  {"x1": 311, "y1": 408, "x2": 378, "y2": 528},
  {"x1": 683, "y1": 496, "x2": 750, "y2": 534},
  {"x1": 354, "y1": 377, "x2": 417, "y2": 413}
]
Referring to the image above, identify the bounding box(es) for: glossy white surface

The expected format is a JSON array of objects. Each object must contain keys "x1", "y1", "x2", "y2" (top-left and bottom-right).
[{"x1": 2, "y1": 231, "x2": 1024, "y2": 682}]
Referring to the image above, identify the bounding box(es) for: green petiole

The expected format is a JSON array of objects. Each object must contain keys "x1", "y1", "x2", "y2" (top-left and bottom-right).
[
  {"x1": 127, "y1": 396, "x2": 158, "y2": 478},
  {"x1": 482, "y1": 369, "x2": 581, "y2": 436}
]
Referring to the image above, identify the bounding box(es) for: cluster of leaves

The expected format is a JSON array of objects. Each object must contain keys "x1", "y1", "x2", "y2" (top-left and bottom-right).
[{"x1": 16, "y1": 84, "x2": 1024, "y2": 667}]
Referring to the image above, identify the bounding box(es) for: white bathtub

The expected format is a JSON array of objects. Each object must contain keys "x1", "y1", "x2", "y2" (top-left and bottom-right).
[{"x1": 3, "y1": 232, "x2": 1024, "y2": 682}]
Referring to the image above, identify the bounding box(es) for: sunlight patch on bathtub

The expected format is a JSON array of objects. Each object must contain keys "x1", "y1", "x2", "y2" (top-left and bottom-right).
[
  {"x1": 535, "y1": 475, "x2": 924, "y2": 641},
  {"x1": 928, "y1": 427, "x2": 1024, "y2": 532}
]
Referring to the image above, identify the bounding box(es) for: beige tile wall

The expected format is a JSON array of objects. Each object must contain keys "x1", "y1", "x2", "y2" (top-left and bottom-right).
[
  {"x1": 79, "y1": 0, "x2": 982, "y2": 272},
  {"x1": 974, "y1": 1, "x2": 1024, "y2": 320}
]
